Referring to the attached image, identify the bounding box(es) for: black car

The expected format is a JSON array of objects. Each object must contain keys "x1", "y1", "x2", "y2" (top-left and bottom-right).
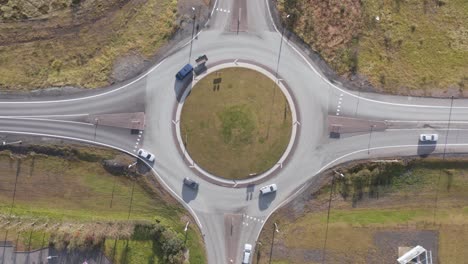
[{"x1": 183, "y1": 177, "x2": 199, "y2": 189}]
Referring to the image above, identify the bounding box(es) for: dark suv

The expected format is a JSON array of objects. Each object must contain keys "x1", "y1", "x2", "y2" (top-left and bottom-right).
[{"x1": 183, "y1": 177, "x2": 199, "y2": 189}]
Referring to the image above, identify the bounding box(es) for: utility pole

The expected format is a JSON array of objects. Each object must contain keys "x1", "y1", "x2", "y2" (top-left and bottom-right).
[
  {"x1": 322, "y1": 170, "x2": 338, "y2": 264},
  {"x1": 433, "y1": 96, "x2": 454, "y2": 223},
  {"x1": 268, "y1": 223, "x2": 279, "y2": 264}
]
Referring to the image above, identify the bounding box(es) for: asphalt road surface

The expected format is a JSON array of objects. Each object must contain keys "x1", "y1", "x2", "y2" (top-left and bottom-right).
[{"x1": 1, "y1": 0, "x2": 468, "y2": 263}]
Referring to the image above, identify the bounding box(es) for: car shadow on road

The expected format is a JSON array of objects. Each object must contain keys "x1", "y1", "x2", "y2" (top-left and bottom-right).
[
  {"x1": 258, "y1": 192, "x2": 277, "y2": 211},
  {"x1": 136, "y1": 160, "x2": 152, "y2": 174},
  {"x1": 417, "y1": 141, "x2": 437, "y2": 157},
  {"x1": 174, "y1": 75, "x2": 193, "y2": 103},
  {"x1": 182, "y1": 185, "x2": 198, "y2": 203}
]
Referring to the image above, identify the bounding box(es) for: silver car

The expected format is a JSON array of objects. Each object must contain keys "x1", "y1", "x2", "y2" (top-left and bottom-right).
[
  {"x1": 419, "y1": 134, "x2": 438, "y2": 142},
  {"x1": 242, "y1": 243, "x2": 252, "y2": 264},
  {"x1": 137, "y1": 149, "x2": 155, "y2": 162},
  {"x1": 259, "y1": 184, "x2": 277, "y2": 195}
]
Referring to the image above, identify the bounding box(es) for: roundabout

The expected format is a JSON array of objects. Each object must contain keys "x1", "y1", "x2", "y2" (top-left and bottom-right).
[
  {"x1": 175, "y1": 63, "x2": 299, "y2": 182},
  {"x1": 2, "y1": 0, "x2": 468, "y2": 263}
]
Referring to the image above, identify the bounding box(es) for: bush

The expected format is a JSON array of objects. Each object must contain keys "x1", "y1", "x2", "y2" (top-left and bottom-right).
[{"x1": 161, "y1": 229, "x2": 184, "y2": 257}]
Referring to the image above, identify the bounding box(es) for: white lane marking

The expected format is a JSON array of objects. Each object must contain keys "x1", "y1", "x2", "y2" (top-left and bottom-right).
[
  {"x1": 387, "y1": 120, "x2": 468, "y2": 124},
  {"x1": 335, "y1": 93, "x2": 344, "y2": 116},
  {"x1": 0, "y1": 114, "x2": 88, "y2": 118},
  {"x1": 387, "y1": 128, "x2": 468, "y2": 131},
  {"x1": 209, "y1": 0, "x2": 219, "y2": 20},
  {"x1": 0, "y1": 130, "x2": 203, "y2": 229},
  {"x1": 264, "y1": 0, "x2": 468, "y2": 109},
  {"x1": 0, "y1": 117, "x2": 93, "y2": 126}
]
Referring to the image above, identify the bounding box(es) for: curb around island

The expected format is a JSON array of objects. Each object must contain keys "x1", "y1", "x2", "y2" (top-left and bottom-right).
[{"x1": 172, "y1": 60, "x2": 301, "y2": 188}]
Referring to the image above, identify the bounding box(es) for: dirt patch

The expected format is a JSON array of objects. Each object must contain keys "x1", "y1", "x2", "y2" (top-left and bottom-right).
[
  {"x1": 110, "y1": 51, "x2": 149, "y2": 83},
  {"x1": 277, "y1": 0, "x2": 361, "y2": 76},
  {"x1": 0, "y1": 0, "x2": 211, "y2": 92}
]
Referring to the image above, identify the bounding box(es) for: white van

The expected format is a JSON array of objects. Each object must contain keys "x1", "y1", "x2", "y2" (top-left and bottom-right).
[{"x1": 242, "y1": 243, "x2": 252, "y2": 264}]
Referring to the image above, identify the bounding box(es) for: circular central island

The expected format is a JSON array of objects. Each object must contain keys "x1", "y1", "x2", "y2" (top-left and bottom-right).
[{"x1": 180, "y1": 67, "x2": 292, "y2": 180}]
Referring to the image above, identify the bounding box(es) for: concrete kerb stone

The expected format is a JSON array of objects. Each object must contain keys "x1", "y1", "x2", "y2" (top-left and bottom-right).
[{"x1": 174, "y1": 62, "x2": 299, "y2": 187}]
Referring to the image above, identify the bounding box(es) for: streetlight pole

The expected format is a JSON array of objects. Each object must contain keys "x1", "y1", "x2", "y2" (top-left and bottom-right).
[
  {"x1": 275, "y1": 14, "x2": 290, "y2": 78},
  {"x1": 93, "y1": 117, "x2": 99, "y2": 141},
  {"x1": 367, "y1": 124, "x2": 375, "y2": 154},
  {"x1": 184, "y1": 221, "x2": 190, "y2": 244},
  {"x1": 266, "y1": 14, "x2": 290, "y2": 141},
  {"x1": 1, "y1": 140, "x2": 22, "y2": 146},
  {"x1": 188, "y1": 7, "x2": 197, "y2": 63}
]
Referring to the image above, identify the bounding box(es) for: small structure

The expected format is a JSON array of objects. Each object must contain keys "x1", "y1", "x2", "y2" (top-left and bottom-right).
[
  {"x1": 397, "y1": 245, "x2": 432, "y2": 264},
  {"x1": 87, "y1": 112, "x2": 145, "y2": 131},
  {"x1": 194, "y1": 55, "x2": 208, "y2": 76}
]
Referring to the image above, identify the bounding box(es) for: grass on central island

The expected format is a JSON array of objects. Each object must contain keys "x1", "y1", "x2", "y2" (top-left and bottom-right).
[{"x1": 180, "y1": 67, "x2": 292, "y2": 179}]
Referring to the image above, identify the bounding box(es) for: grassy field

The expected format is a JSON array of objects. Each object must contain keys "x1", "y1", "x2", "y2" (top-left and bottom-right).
[
  {"x1": 180, "y1": 67, "x2": 292, "y2": 179},
  {"x1": 278, "y1": 0, "x2": 468, "y2": 96},
  {"x1": 0, "y1": 147, "x2": 206, "y2": 263},
  {"x1": 0, "y1": 0, "x2": 178, "y2": 90},
  {"x1": 255, "y1": 158, "x2": 468, "y2": 263}
]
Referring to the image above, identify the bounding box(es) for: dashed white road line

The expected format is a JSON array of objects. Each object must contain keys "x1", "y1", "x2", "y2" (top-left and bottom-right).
[{"x1": 335, "y1": 93, "x2": 344, "y2": 116}]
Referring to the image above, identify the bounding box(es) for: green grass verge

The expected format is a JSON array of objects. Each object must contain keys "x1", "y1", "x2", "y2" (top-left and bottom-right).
[
  {"x1": 255, "y1": 158, "x2": 468, "y2": 264},
  {"x1": 0, "y1": 149, "x2": 206, "y2": 263},
  {"x1": 180, "y1": 67, "x2": 292, "y2": 179}
]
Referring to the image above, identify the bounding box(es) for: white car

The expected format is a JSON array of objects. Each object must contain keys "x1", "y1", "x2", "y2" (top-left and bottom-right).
[
  {"x1": 137, "y1": 149, "x2": 155, "y2": 162},
  {"x1": 419, "y1": 134, "x2": 438, "y2": 142},
  {"x1": 242, "y1": 243, "x2": 252, "y2": 264},
  {"x1": 260, "y1": 184, "x2": 277, "y2": 195}
]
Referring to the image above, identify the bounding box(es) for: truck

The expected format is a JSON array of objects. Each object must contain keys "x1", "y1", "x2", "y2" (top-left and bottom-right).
[{"x1": 175, "y1": 64, "x2": 193, "y2": 80}]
